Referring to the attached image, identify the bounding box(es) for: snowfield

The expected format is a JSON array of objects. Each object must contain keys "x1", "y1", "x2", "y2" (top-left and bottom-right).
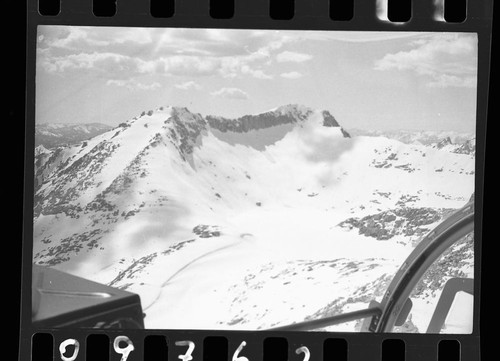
[{"x1": 33, "y1": 105, "x2": 475, "y2": 333}]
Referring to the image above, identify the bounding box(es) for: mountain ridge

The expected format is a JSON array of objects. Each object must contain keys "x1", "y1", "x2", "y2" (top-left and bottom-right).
[
  {"x1": 34, "y1": 104, "x2": 350, "y2": 218},
  {"x1": 207, "y1": 104, "x2": 350, "y2": 137}
]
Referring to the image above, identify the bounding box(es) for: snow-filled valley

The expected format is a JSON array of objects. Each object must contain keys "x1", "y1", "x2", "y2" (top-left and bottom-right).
[{"x1": 33, "y1": 105, "x2": 475, "y2": 332}]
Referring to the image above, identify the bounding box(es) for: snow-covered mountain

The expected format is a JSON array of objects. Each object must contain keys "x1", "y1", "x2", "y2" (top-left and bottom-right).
[
  {"x1": 33, "y1": 105, "x2": 475, "y2": 332},
  {"x1": 35, "y1": 122, "x2": 113, "y2": 148},
  {"x1": 348, "y1": 129, "x2": 476, "y2": 155}
]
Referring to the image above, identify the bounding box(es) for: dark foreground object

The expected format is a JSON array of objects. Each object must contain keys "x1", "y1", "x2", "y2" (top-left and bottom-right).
[{"x1": 32, "y1": 265, "x2": 144, "y2": 329}]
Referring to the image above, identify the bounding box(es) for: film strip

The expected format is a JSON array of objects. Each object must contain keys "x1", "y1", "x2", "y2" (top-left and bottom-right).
[{"x1": 21, "y1": 1, "x2": 493, "y2": 360}]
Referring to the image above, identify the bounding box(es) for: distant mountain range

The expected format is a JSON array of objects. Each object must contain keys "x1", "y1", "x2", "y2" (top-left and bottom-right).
[
  {"x1": 35, "y1": 123, "x2": 113, "y2": 148},
  {"x1": 348, "y1": 128, "x2": 475, "y2": 155},
  {"x1": 36, "y1": 122, "x2": 476, "y2": 157}
]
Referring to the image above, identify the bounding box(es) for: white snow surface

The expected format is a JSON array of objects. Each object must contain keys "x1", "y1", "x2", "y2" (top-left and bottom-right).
[
  {"x1": 33, "y1": 106, "x2": 475, "y2": 332},
  {"x1": 348, "y1": 128, "x2": 475, "y2": 146}
]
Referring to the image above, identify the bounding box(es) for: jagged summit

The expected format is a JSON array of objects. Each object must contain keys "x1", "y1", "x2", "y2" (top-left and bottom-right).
[
  {"x1": 435, "y1": 136, "x2": 453, "y2": 149},
  {"x1": 128, "y1": 104, "x2": 351, "y2": 141},
  {"x1": 272, "y1": 104, "x2": 313, "y2": 117},
  {"x1": 453, "y1": 138, "x2": 476, "y2": 155},
  {"x1": 136, "y1": 106, "x2": 198, "y2": 120},
  {"x1": 205, "y1": 104, "x2": 348, "y2": 136},
  {"x1": 169, "y1": 106, "x2": 206, "y2": 124},
  {"x1": 152, "y1": 105, "x2": 201, "y2": 118},
  {"x1": 35, "y1": 144, "x2": 50, "y2": 156},
  {"x1": 136, "y1": 104, "x2": 343, "y2": 133},
  {"x1": 321, "y1": 110, "x2": 340, "y2": 127}
]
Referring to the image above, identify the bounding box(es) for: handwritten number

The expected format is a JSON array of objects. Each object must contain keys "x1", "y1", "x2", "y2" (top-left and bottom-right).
[
  {"x1": 176, "y1": 340, "x2": 195, "y2": 361},
  {"x1": 232, "y1": 341, "x2": 248, "y2": 361},
  {"x1": 59, "y1": 339, "x2": 80, "y2": 361},
  {"x1": 113, "y1": 336, "x2": 135, "y2": 361},
  {"x1": 295, "y1": 346, "x2": 310, "y2": 361}
]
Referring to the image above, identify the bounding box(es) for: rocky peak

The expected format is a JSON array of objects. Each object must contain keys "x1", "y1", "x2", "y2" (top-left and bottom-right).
[
  {"x1": 322, "y1": 110, "x2": 340, "y2": 127},
  {"x1": 164, "y1": 106, "x2": 207, "y2": 158},
  {"x1": 436, "y1": 136, "x2": 453, "y2": 149},
  {"x1": 168, "y1": 106, "x2": 207, "y2": 129},
  {"x1": 273, "y1": 104, "x2": 313, "y2": 119},
  {"x1": 170, "y1": 106, "x2": 203, "y2": 122},
  {"x1": 35, "y1": 145, "x2": 50, "y2": 157},
  {"x1": 320, "y1": 109, "x2": 350, "y2": 137},
  {"x1": 340, "y1": 128, "x2": 351, "y2": 138},
  {"x1": 453, "y1": 138, "x2": 476, "y2": 155}
]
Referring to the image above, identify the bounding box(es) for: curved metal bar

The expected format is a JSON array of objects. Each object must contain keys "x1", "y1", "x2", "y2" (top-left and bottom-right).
[
  {"x1": 267, "y1": 306, "x2": 382, "y2": 331},
  {"x1": 426, "y1": 277, "x2": 473, "y2": 333},
  {"x1": 373, "y1": 201, "x2": 474, "y2": 332}
]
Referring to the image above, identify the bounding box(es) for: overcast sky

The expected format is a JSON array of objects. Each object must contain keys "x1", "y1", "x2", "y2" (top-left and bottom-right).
[{"x1": 35, "y1": 26, "x2": 478, "y2": 132}]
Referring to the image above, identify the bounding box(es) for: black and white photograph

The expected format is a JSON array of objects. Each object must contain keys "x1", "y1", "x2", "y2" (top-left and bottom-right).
[{"x1": 32, "y1": 27, "x2": 476, "y2": 333}]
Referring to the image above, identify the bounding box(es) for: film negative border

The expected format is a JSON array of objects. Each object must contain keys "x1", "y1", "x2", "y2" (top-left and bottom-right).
[
  {"x1": 21, "y1": 0, "x2": 494, "y2": 360},
  {"x1": 33, "y1": 0, "x2": 471, "y2": 23},
  {"x1": 29, "y1": 329, "x2": 479, "y2": 361},
  {"x1": 28, "y1": 0, "x2": 492, "y2": 29}
]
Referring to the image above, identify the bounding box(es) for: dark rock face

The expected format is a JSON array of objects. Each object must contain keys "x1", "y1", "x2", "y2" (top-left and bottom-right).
[
  {"x1": 34, "y1": 229, "x2": 104, "y2": 266},
  {"x1": 340, "y1": 128, "x2": 351, "y2": 138},
  {"x1": 207, "y1": 106, "x2": 350, "y2": 139},
  {"x1": 34, "y1": 147, "x2": 64, "y2": 190},
  {"x1": 436, "y1": 137, "x2": 453, "y2": 149},
  {"x1": 338, "y1": 207, "x2": 451, "y2": 241},
  {"x1": 108, "y1": 252, "x2": 158, "y2": 287},
  {"x1": 453, "y1": 139, "x2": 476, "y2": 155},
  {"x1": 322, "y1": 110, "x2": 350, "y2": 137},
  {"x1": 34, "y1": 140, "x2": 120, "y2": 218},
  {"x1": 168, "y1": 108, "x2": 207, "y2": 156},
  {"x1": 322, "y1": 110, "x2": 340, "y2": 127},
  {"x1": 193, "y1": 225, "x2": 221, "y2": 238},
  {"x1": 207, "y1": 111, "x2": 310, "y2": 133}
]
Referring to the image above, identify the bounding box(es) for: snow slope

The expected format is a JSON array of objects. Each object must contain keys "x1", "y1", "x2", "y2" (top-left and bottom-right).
[
  {"x1": 347, "y1": 128, "x2": 474, "y2": 146},
  {"x1": 33, "y1": 105, "x2": 475, "y2": 332}
]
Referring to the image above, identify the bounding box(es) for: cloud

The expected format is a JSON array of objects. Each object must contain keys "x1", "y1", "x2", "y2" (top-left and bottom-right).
[
  {"x1": 175, "y1": 81, "x2": 202, "y2": 90},
  {"x1": 39, "y1": 51, "x2": 146, "y2": 75},
  {"x1": 154, "y1": 56, "x2": 220, "y2": 76},
  {"x1": 39, "y1": 26, "x2": 292, "y2": 64},
  {"x1": 39, "y1": 49, "x2": 276, "y2": 82},
  {"x1": 217, "y1": 58, "x2": 274, "y2": 79},
  {"x1": 41, "y1": 27, "x2": 107, "y2": 49},
  {"x1": 44, "y1": 27, "x2": 439, "y2": 87},
  {"x1": 37, "y1": 27, "x2": 155, "y2": 62},
  {"x1": 240, "y1": 65, "x2": 273, "y2": 79},
  {"x1": 280, "y1": 71, "x2": 303, "y2": 79},
  {"x1": 106, "y1": 79, "x2": 161, "y2": 91},
  {"x1": 374, "y1": 33, "x2": 477, "y2": 88},
  {"x1": 210, "y1": 87, "x2": 249, "y2": 100},
  {"x1": 40, "y1": 51, "x2": 219, "y2": 78},
  {"x1": 38, "y1": 27, "x2": 321, "y2": 84},
  {"x1": 276, "y1": 51, "x2": 313, "y2": 63},
  {"x1": 152, "y1": 28, "x2": 294, "y2": 58}
]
